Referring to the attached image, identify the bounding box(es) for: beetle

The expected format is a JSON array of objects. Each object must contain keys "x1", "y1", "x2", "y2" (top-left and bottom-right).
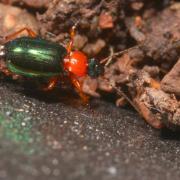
[{"x1": 0, "y1": 25, "x2": 103, "y2": 102}]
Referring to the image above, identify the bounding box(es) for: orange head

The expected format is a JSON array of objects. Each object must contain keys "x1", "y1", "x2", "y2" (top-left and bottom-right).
[{"x1": 64, "y1": 51, "x2": 104, "y2": 78}]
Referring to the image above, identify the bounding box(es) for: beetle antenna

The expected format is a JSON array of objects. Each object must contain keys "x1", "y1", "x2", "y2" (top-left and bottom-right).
[
  {"x1": 67, "y1": 21, "x2": 80, "y2": 54},
  {"x1": 100, "y1": 45, "x2": 139, "y2": 65}
]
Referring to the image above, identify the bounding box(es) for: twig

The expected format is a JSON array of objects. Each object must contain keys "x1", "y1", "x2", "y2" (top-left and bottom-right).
[
  {"x1": 111, "y1": 84, "x2": 140, "y2": 114},
  {"x1": 100, "y1": 45, "x2": 139, "y2": 64}
]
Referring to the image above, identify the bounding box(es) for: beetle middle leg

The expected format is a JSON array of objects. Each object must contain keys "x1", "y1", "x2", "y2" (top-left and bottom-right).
[
  {"x1": 43, "y1": 77, "x2": 59, "y2": 91},
  {"x1": 5, "y1": 27, "x2": 37, "y2": 42}
]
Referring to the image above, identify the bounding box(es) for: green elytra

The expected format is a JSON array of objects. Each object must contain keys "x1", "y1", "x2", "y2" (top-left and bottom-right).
[{"x1": 4, "y1": 36, "x2": 67, "y2": 78}]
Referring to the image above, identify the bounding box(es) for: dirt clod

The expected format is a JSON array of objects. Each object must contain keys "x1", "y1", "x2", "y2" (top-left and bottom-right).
[
  {"x1": 161, "y1": 59, "x2": 180, "y2": 97},
  {"x1": 0, "y1": 3, "x2": 38, "y2": 36}
]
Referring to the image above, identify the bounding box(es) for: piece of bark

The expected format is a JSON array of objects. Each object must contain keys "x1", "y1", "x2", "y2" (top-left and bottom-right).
[
  {"x1": 129, "y1": 70, "x2": 180, "y2": 129},
  {"x1": 141, "y1": 6, "x2": 180, "y2": 62},
  {"x1": 161, "y1": 59, "x2": 180, "y2": 97},
  {"x1": 142, "y1": 88, "x2": 180, "y2": 130},
  {"x1": 126, "y1": 6, "x2": 180, "y2": 64}
]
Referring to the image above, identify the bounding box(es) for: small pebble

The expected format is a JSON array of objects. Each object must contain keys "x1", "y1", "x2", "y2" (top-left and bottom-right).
[{"x1": 107, "y1": 166, "x2": 117, "y2": 175}]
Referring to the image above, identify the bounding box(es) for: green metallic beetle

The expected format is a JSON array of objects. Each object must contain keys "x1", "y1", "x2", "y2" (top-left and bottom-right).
[{"x1": 0, "y1": 27, "x2": 103, "y2": 101}]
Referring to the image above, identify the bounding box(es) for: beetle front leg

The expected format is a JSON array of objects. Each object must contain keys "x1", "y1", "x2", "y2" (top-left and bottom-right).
[
  {"x1": 70, "y1": 74, "x2": 89, "y2": 103},
  {"x1": 5, "y1": 27, "x2": 37, "y2": 42}
]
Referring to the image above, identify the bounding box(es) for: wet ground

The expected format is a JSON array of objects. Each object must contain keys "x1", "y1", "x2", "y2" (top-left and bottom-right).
[{"x1": 0, "y1": 80, "x2": 180, "y2": 180}]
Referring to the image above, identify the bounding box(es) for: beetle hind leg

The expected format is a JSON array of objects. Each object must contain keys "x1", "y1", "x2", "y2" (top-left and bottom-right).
[
  {"x1": 5, "y1": 27, "x2": 37, "y2": 42},
  {"x1": 0, "y1": 61, "x2": 20, "y2": 79},
  {"x1": 42, "y1": 77, "x2": 59, "y2": 91}
]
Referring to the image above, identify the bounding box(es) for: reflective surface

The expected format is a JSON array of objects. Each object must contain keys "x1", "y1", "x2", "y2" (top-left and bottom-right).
[{"x1": 0, "y1": 80, "x2": 179, "y2": 180}]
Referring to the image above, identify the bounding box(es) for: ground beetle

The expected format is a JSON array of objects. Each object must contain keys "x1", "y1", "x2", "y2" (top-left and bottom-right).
[{"x1": 0, "y1": 25, "x2": 103, "y2": 102}]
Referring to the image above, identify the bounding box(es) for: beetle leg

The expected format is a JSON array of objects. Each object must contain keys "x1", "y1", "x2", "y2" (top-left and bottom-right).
[
  {"x1": 43, "y1": 77, "x2": 59, "y2": 91},
  {"x1": 0, "y1": 62, "x2": 20, "y2": 79},
  {"x1": 0, "y1": 67, "x2": 11, "y2": 76},
  {"x1": 0, "y1": 61, "x2": 12, "y2": 76},
  {"x1": 70, "y1": 74, "x2": 89, "y2": 103},
  {"x1": 5, "y1": 27, "x2": 37, "y2": 42},
  {"x1": 66, "y1": 22, "x2": 78, "y2": 54}
]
